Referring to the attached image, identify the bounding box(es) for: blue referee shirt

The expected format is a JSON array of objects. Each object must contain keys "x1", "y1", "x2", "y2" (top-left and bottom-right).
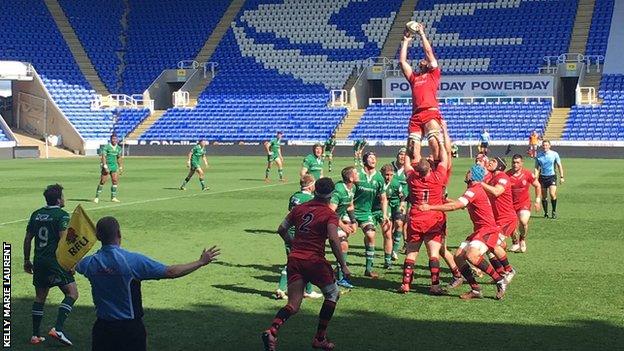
[
  {"x1": 535, "y1": 150, "x2": 561, "y2": 176},
  {"x1": 480, "y1": 132, "x2": 490, "y2": 143},
  {"x1": 76, "y1": 245, "x2": 167, "y2": 321}
]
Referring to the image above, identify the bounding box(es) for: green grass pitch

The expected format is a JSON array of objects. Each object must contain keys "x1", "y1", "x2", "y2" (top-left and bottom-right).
[{"x1": 1, "y1": 155, "x2": 623, "y2": 350}]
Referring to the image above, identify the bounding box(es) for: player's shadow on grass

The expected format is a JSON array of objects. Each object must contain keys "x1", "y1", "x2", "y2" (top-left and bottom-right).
[
  {"x1": 213, "y1": 261, "x2": 283, "y2": 274},
  {"x1": 244, "y1": 228, "x2": 276, "y2": 235},
  {"x1": 239, "y1": 178, "x2": 268, "y2": 182},
  {"x1": 162, "y1": 187, "x2": 183, "y2": 190},
  {"x1": 212, "y1": 284, "x2": 275, "y2": 299},
  {"x1": 67, "y1": 198, "x2": 94, "y2": 203},
  {"x1": 10, "y1": 298, "x2": 623, "y2": 350}
]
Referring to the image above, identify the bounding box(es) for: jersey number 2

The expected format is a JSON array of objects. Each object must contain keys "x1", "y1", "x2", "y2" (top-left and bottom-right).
[{"x1": 299, "y1": 213, "x2": 315, "y2": 233}]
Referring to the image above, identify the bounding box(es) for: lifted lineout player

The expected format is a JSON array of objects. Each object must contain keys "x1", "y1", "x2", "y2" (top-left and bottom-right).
[
  {"x1": 418, "y1": 165, "x2": 511, "y2": 300},
  {"x1": 180, "y1": 140, "x2": 209, "y2": 191},
  {"x1": 276, "y1": 174, "x2": 323, "y2": 300},
  {"x1": 94, "y1": 134, "x2": 123, "y2": 203},
  {"x1": 399, "y1": 22, "x2": 443, "y2": 163},
  {"x1": 262, "y1": 178, "x2": 350, "y2": 351},
  {"x1": 534, "y1": 140, "x2": 564, "y2": 219},
  {"x1": 323, "y1": 134, "x2": 336, "y2": 172},
  {"x1": 507, "y1": 154, "x2": 542, "y2": 253},
  {"x1": 265, "y1": 131, "x2": 285, "y2": 182},
  {"x1": 329, "y1": 167, "x2": 358, "y2": 289},
  {"x1": 399, "y1": 135, "x2": 449, "y2": 295}
]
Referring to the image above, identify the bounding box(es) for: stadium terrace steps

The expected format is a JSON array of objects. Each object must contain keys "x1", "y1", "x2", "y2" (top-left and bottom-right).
[
  {"x1": 43, "y1": 0, "x2": 110, "y2": 96},
  {"x1": 126, "y1": 110, "x2": 166, "y2": 139},
  {"x1": 187, "y1": 0, "x2": 246, "y2": 107},
  {"x1": 379, "y1": 0, "x2": 419, "y2": 60},
  {"x1": 543, "y1": 108, "x2": 571, "y2": 140},
  {"x1": 335, "y1": 109, "x2": 366, "y2": 139},
  {"x1": 582, "y1": 71, "x2": 603, "y2": 101},
  {"x1": 13, "y1": 130, "x2": 78, "y2": 158},
  {"x1": 568, "y1": 0, "x2": 596, "y2": 54}
]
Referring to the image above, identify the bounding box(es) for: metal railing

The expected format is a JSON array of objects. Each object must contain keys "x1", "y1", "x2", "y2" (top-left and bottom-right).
[
  {"x1": 91, "y1": 94, "x2": 154, "y2": 111},
  {"x1": 177, "y1": 60, "x2": 200, "y2": 69},
  {"x1": 576, "y1": 86, "x2": 596, "y2": 105},
  {"x1": 201, "y1": 62, "x2": 218, "y2": 78},
  {"x1": 329, "y1": 90, "x2": 348, "y2": 107},
  {"x1": 173, "y1": 90, "x2": 190, "y2": 107},
  {"x1": 584, "y1": 55, "x2": 604, "y2": 73},
  {"x1": 370, "y1": 96, "x2": 554, "y2": 108}
]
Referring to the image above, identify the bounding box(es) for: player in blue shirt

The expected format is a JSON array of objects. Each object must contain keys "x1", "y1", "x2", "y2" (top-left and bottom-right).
[
  {"x1": 478, "y1": 129, "x2": 490, "y2": 155},
  {"x1": 77, "y1": 217, "x2": 220, "y2": 351},
  {"x1": 534, "y1": 140, "x2": 565, "y2": 219}
]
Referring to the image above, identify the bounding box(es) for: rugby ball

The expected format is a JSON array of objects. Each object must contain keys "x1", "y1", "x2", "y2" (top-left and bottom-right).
[{"x1": 406, "y1": 21, "x2": 420, "y2": 35}]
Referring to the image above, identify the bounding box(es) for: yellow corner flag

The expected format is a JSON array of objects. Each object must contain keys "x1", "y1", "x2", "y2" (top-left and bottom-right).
[{"x1": 56, "y1": 204, "x2": 97, "y2": 270}]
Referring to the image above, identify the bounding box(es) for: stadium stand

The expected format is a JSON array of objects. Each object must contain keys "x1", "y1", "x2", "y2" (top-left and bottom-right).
[
  {"x1": 121, "y1": 0, "x2": 231, "y2": 95},
  {"x1": 0, "y1": 129, "x2": 9, "y2": 142},
  {"x1": 59, "y1": 0, "x2": 122, "y2": 93},
  {"x1": 351, "y1": 101, "x2": 552, "y2": 141},
  {"x1": 407, "y1": 0, "x2": 578, "y2": 74},
  {"x1": 585, "y1": 0, "x2": 614, "y2": 57},
  {"x1": 113, "y1": 108, "x2": 150, "y2": 139},
  {"x1": 140, "y1": 0, "x2": 404, "y2": 141},
  {"x1": 0, "y1": 0, "x2": 115, "y2": 140},
  {"x1": 563, "y1": 74, "x2": 624, "y2": 141}
]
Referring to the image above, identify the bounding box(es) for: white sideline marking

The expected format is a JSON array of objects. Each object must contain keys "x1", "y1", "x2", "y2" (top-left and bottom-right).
[{"x1": 0, "y1": 182, "x2": 292, "y2": 227}]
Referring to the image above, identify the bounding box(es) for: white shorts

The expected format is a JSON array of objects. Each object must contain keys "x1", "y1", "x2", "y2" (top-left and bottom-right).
[{"x1": 458, "y1": 240, "x2": 488, "y2": 255}]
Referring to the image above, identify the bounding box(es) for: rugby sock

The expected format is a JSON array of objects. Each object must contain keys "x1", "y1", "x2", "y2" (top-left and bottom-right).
[
  {"x1": 305, "y1": 283, "x2": 314, "y2": 295},
  {"x1": 488, "y1": 252, "x2": 505, "y2": 275},
  {"x1": 392, "y1": 231, "x2": 402, "y2": 254},
  {"x1": 542, "y1": 199, "x2": 548, "y2": 215},
  {"x1": 328, "y1": 160, "x2": 332, "y2": 171},
  {"x1": 365, "y1": 244, "x2": 375, "y2": 273},
  {"x1": 475, "y1": 256, "x2": 502, "y2": 282},
  {"x1": 278, "y1": 266, "x2": 288, "y2": 291},
  {"x1": 181, "y1": 177, "x2": 190, "y2": 187},
  {"x1": 55, "y1": 297, "x2": 75, "y2": 332},
  {"x1": 336, "y1": 252, "x2": 348, "y2": 280},
  {"x1": 111, "y1": 185, "x2": 118, "y2": 199},
  {"x1": 498, "y1": 253, "x2": 513, "y2": 273},
  {"x1": 95, "y1": 184, "x2": 103, "y2": 198},
  {"x1": 402, "y1": 259, "x2": 415, "y2": 285},
  {"x1": 278, "y1": 169, "x2": 284, "y2": 180},
  {"x1": 269, "y1": 304, "x2": 295, "y2": 336},
  {"x1": 265, "y1": 168, "x2": 270, "y2": 179},
  {"x1": 199, "y1": 178, "x2": 206, "y2": 189},
  {"x1": 384, "y1": 253, "x2": 392, "y2": 266},
  {"x1": 551, "y1": 198, "x2": 557, "y2": 213},
  {"x1": 32, "y1": 302, "x2": 44, "y2": 336},
  {"x1": 459, "y1": 263, "x2": 480, "y2": 290},
  {"x1": 429, "y1": 257, "x2": 440, "y2": 286},
  {"x1": 315, "y1": 300, "x2": 337, "y2": 340}
]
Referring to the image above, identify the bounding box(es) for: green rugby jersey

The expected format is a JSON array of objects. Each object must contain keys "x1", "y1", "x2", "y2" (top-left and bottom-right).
[{"x1": 26, "y1": 206, "x2": 70, "y2": 263}]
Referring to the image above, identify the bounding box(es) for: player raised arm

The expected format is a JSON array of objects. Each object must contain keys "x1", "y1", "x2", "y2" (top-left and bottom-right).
[
  {"x1": 327, "y1": 222, "x2": 350, "y2": 279},
  {"x1": 415, "y1": 23, "x2": 437, "y2": 68},
  {"x1": 164, "y1": 246, "x2": 220, "y2": 278},
  {"x1": 399, "y1": 30, "x2": 414, "y2": 80},
  {"x1": 441, "y1": 120, "x2": 452, "y2": 164}
]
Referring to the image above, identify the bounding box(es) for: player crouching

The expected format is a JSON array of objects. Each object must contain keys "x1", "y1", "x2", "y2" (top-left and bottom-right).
[
  {"x1": 418, "y1": 165, "x2": 511, "y2": 300},
  {"x1": 262, "y1": 178, "x2": 350, "y2": 351}
]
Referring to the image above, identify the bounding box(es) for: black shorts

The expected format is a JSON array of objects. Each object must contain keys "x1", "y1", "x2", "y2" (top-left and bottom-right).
[
  {"x1": 92, "y1": 318, "x2": 146, "y2": 351},
  {"x1": 480, "y1": 142, "x2": 489, "y2": 149},
  {"x1": 539, "y1": 175, "x2": 557, "y2": 188}
]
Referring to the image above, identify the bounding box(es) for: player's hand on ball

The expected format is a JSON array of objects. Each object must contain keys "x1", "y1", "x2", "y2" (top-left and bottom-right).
[
  {"x1": 24, "y1": 260, "x2": 33, "y2": 274},
  {"x1": 199, "y1": 246, "x2": 221, "y2": 265},
  {"x1": 403, "y1": 29, "x2": 413, "y2": 42}
]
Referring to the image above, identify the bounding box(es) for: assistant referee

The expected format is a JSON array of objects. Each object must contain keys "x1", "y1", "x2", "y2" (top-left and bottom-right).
[
  {"x1": 76, "y1": 217, "x2": 220, "y2": 351},
  {"x1": 534, "y1": 140, "x2": 564, "y2": 219}
]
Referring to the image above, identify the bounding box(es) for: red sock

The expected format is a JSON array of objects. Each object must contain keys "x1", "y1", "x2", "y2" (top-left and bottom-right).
[
  {"x1": 402, "y1": 259, "x2": 415, "y2": 285},
  {"x1": 429, "y1": 257, "x2": 440, "y2": 286},
  {"x1": 269, "y1": 304, "x2": 295, "y2": 336},
  {"x1": 488, "y1": 255, "x2": 505, "y2": 275},
  {"x1": 498, "y1": 254, "x2": 513, "y2": 273},
  {"x1": 459, "y1": 263, "x2": 480, "y2": 290},
  {"x1": 476, "y1": 256, "x2": 502, "y2": 282},
  {"x1": 315, "y1": 300, "x2": 336, "y2": 340}
]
